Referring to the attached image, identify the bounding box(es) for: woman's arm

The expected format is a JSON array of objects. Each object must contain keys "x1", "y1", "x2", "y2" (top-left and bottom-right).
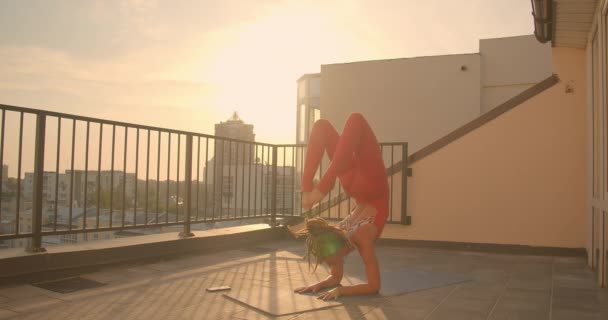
[
  {"x1": 294, "y1": 259, "x2": 344, "y2": 293},
  {"x1": 318, "y1": 224, "x2": 380, "y2": 300}
]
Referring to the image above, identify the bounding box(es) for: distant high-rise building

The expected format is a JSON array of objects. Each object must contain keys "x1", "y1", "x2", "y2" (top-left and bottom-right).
[
  {"x1": 214, "y1": 112, "x2": 255, "y2": 165},
  {"x1": 203, "y1": 112, "x2": 295, "y2": 217},
  {"x1": 207, "y1": 112, "x2": 256, "y2": 211}
]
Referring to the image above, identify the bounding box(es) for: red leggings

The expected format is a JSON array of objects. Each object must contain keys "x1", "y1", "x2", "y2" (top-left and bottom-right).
[{"x1": 302, "y1": 113, "x2": 389, "y2": 233}]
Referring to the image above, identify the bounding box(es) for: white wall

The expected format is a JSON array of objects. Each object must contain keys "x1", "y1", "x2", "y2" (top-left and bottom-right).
[
  {"x1": 299, "y1": 35, "x2": 553, "y2": 156},
  {"x1": 320, "y1": 54, "x2": 481, "y2": 155},
  {"x1": 480, "y1": 35, "x2": 553, "y2": 113}
]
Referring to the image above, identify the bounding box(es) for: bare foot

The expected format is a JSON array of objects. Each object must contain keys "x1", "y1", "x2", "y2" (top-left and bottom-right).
[{"x1": 302, "y1": 189, "x2": 324, "y2": 210}]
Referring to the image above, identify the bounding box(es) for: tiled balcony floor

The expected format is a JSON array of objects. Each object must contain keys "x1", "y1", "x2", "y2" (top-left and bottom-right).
[{"x1": 0, "y1": 240, "x2": 606, "y2": 320}]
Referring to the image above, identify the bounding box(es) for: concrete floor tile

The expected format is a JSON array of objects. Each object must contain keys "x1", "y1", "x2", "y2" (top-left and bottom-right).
[
  {"x1": 425, "y1": 297, "x2": 496, "y2": 320},
  {"x1": 363, "y1": 306, "x2": 428, "y2": 320},
  {"x1": 381, "y1": 286, "x2": 454, "y2": 309},
  {"x1": 229, "y1": 307, "x2": 292, "y2": 320},
  {"x1": 7, "y1": 309, "x2": 72, "y2": 320},
  {"x1": 488, "y1": 308, "x2": 550, "y2": 320},
  {"x1": 134, "y1": 296, "x2": 246, "y2": 320},
  {"x1": 0, "y1": 309, "x2": 18, "y2": 320},
  {"x1": 449, "y1": 285, "x2": 503, "y2": 301},
  {"x1": 0, "y1": 294, "x2": 67, "y2": 313},
  {"x1": 552, "y1": 309, "x2": 602, "y2": 320},
  {"x1": 0, "y1": 285, "x2": 49, "y2": 300},
  {"x1": 294, "y1": 305, "x2": 372, "y2": 320}
]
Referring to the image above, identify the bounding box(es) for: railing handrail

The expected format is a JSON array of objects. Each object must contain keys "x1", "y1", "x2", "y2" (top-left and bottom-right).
[{"x1": 0, "y1": 104, "x2": 275, "y2": 147}]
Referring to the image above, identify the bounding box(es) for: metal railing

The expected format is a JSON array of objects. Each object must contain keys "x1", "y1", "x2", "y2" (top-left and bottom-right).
[{"x1": 0, "y1": 104, "x2": 410, "y2": 252}]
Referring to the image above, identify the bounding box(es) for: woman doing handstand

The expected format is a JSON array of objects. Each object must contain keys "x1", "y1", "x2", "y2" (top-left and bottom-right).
[{"x1": 290, "y1": 112, "x2": 389, "y2": 301}]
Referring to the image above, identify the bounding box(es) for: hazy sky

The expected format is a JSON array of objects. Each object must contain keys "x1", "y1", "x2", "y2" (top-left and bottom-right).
[{"x1": 0, "y1": 0, "x2": 534, "y2": 146}]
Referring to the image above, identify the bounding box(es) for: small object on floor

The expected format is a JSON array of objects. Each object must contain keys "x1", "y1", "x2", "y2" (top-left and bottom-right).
[{"x1": 207, "y1": 285, "x2": 231, "y2": 292}]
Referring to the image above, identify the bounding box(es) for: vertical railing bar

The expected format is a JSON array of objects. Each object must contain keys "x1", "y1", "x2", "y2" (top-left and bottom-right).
[
  {"x1": 166, "y1": 132, "x2": 171, "y2": 224},
  {"x1": 259, "y1": 145, "x2": 263, "y2": 217},
  {"x1": 390, "y1": 146, "x2": 394, "y2": 222},
  {"x1": 68, "y1": 118, "x2": 75, "y2": 231},
  {"x1": 240, "y1": 142, "x2": 245, "y2": 218},
  {"x1": 269, "y1": 146, "x2": 272, "y2": 216},
  {"x1": 211, "y1": 139, "x2": 217, "y2": 220},
  {"x1": 15, "y1": 112, "x2": 24, "y2": 234},
  {"x1": 253, "y1": 145, "x2": 258, "y2": 217},
  {"x1": 234, "y1": 141, "x2": 238, "y2": 217},
  {"x1": 204, "y1": 137, "x2": 209, "y2": 221},
  {"x1": 176, "y1": 134, "x2": 181, "y2": 222},
  {"x1": 211, "y1": 140, "x2": 216, "y2": 221},
  {"x1": 264, "y1": 146, "x2": 267, "y2": 216},
  {"x1": 156, "y1": 131, "x2": 161, "y2": 224},
  {"x1": 328, "y1": 149, "x2": 332, "y2": 219},
  {"x1": 110, "y1": 125, "x2": 115, "y2": 227},
  {"x1": 267, "y1": 146, "x2": 270, "y2": 216},
  {"x1": 134, "y1": 128, "x2": 139, "y2": 225},
  {"x1": 338, "y1": 180, "x2": 342, "y2": 219},
  {"x1": 300, "y1": 146, "x2": 304, "y2": 217},
  {"x1": 271, "y1": 146, "x2": 278, "y2": 226},
  {"x1": 318, "y1": 156, "x2": 323, "y2": 217},
  {"x1": 122, "y1": 127, "x2": 127, "y2": 227},
  {"x1": 401, "y1": 143, "x2": 410, "y2": 225},
  {"x1": 83, "y1": 121, "x2": 90, "y2": 230},
  {"x1": 292, "y1": 146, "x2": 295, "y2": 216},
  {"x1": 179, "y1": 134, "x2": 194, "y2": 238},
  {"x1": 0, "y1": 110, "x2": 4, "y2": 227},
  {"x1": 282, "y1": 147, "x2": 286, "y2": 217},
  {"x1": 218, "y1": 139, "x2": 224, "y2": 219},
  {"x1": 145, "y1": 129, "x2": 150, "y2": 225},
  {"x1": 347, "y1": 186, "x2": 351, "y2": 215},
  {"x1": 227, "y1": 140, "x2": 232, "y2": 218},
  {"x1": 96, "y1": 124, "x2": 102, "y2": 229},
  {"x1": 248, "y1": 142, "x2": 253, "y2": 218},
  {"x1": 380, "y1": 145, "x2": 384, "y2": 222},
  {"x1": 27, "y1": 113, "x2": 46, "y2": 252},
  {"x1": 260, "y1": 145, "x2": 264, "y2": 216},
  {"x1": 0, "y1": 111, "x2": 4, "y2": 230},
  {"x1": 54, "y1": 117, "x2": 61, "y2": 231},
  {"x1": 196, "y1": 136, "x2": 200, "y2": 221}
]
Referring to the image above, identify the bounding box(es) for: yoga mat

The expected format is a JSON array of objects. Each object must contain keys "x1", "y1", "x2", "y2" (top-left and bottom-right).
[{"x1": 223, "y1": 267, "x2": 469, "y2": 316}]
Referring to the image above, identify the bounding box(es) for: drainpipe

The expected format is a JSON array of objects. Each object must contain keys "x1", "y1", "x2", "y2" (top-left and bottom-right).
[{"x1": 531, "y1": 0, "x2": 553, "y2": 43}]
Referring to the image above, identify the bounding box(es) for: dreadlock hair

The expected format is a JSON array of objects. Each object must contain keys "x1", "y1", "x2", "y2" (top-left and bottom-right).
[{"x1": 287, "y1": 217, "x2": 351, "y2": 272}]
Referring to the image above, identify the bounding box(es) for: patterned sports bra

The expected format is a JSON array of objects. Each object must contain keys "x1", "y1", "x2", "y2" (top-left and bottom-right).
[{"x1": 337, "y1": 211, "x2": 377, "y2": 240}]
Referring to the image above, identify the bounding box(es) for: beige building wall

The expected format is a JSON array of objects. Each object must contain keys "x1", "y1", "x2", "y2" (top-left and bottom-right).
[
  {"x1": 480, "y1": 35, "x2": 553, "y2": 113},
  {"x1": 393, "y1": 48, "x2": 586, "y2": 248},
  {"x1": 320, "y1": 54, "x2": 481, "y2": 156}
]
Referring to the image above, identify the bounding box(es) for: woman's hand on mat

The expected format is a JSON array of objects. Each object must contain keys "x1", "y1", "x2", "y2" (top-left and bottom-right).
[
  {"x1": 302, "y1": 189, "x2": 324, "y2": 210},
  {"x1": 317, "y1": 287, "x2": 341, "y2": 301},
  {"x1": 294, "y1": 283, "x2": 324, "y2": 294}
]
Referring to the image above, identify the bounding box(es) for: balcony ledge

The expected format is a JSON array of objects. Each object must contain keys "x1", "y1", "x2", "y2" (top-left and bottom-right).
[{"x1": 0, "y1": 224, "x2": 288, "y2": 283}]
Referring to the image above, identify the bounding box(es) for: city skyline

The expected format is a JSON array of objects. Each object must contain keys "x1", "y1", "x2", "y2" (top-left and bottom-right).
[{"x1": 0, "y1": 110, "x2": 277, "y2": 180}]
